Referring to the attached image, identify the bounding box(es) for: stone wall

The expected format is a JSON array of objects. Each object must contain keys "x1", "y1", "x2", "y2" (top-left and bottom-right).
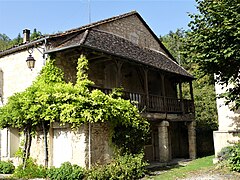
[
  {"x1": 29, "y1": 122, "x2": 113, "y2": 168},
  {"x1": 49, "y1": 123, "x2": 87, "y2": 167},
  {"x1": 30, "y1": 131, "x2": 47, "y2": 166},
  {"x1": 0, "y1": 47, "x2": 45, "y2": 103},
  {"x1": 96, "y1": 14, "x2": 168, "y2": 55},
  {"x1": 214, "y1": 82, "x2": 240, "y2": 157},
  {"x1": 87, "y1": 122, "x2": 113, "y2": 166},
  {"x1": 0, "y1": 46, "x2": 45, "y2": 162}
]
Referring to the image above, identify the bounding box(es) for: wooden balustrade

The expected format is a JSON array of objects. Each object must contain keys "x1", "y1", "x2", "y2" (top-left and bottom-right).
[{"x1": 88, "y1": 86, "x2": 194, "y2": 114}]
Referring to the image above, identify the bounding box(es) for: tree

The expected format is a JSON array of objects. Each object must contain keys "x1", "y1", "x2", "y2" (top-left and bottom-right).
[
  {"x1": 160, "y1": 29, "x2": 186, "y2": 65},
  {"x1": 30, "y1": 28, "x2": 42, "y2": 40},
  {"x1": 10, "y1": 33, "x2": 23, "y2": 46},
  {"x1": 186, "y1": 0, "x2": 240, "y2": 109},
  {"x1": 0, "y1": 33, "x2": 11, "y2": 51}
]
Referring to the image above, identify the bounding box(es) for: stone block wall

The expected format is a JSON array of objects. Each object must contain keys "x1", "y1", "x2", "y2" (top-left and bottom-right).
[
  {"x1": 97, "y1": 14, "x2": 168, "y2": 55},
  {"x1": 0, "y1": 46, "x2": 45, "y2": 162},
  {"x1": 0, "y1": 47, "x2": 45, "y2": 103},
  {"x1": 88, "y1": 122, "x2": 113, "y2": 165},
  {"x1": 214, "y1": 82, "x2": 240, "y2": 157},
  {"x1": 29, "y1": 122, "x2": 113, "y2": 168}
]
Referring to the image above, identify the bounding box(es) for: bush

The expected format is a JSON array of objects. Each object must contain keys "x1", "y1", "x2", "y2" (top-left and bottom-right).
[
  {"x1": 218, "y1": 143, "x2": 240, "y2": 172},
  {"x1": 227, "y1": 143, "x2": 240, "y2": 172},
  {"x1": 0, "y1": 161, "x2": 15, "y2": 174},
  {"x1": 217, "y1": 146, "x2": 234, "y2": 161},
  {"x1": 13, "y1": 158, "x2": 46, "y2": 179},
  {"x1": 87, "y1": 153, "x2": 148, "y2": 180},
  {"x1": 47, "y1": 162, "x2": 85, "y2": 180}
]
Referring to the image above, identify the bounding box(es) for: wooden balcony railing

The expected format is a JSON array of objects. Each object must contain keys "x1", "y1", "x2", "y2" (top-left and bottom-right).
[{"x1": 89, "y1": 86, "x2": 194, "y2": 114}]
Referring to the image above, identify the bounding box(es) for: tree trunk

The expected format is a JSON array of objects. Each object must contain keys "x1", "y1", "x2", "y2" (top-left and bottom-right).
[
  {"x1": 23, "y1": 126, "x2": 32, "y2": 169},
  {"x1": 42, "y1": 121, "x2": 48, "y2": 167}
]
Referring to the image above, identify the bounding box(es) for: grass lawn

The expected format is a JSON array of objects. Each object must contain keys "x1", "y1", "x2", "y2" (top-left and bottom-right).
[{"x1": 153, "y1": 155, "x2": 214, "y2": 180}]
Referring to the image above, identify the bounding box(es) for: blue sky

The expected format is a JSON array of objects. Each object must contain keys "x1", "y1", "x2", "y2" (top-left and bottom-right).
[{"x1": 0, "y1": 0, "x2": 198, "y2": 40}]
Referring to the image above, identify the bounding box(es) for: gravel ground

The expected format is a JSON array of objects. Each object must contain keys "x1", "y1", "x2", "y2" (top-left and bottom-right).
[
  {"x1": 143, "y1": 170, "x2": 240, "y2": 180},
  {"x1": 179, "y1": 170, "x2": 240, "y2": 180}
]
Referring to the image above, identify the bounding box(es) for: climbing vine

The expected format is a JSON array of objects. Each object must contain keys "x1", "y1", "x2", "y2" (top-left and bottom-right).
[{"x1": 0, "y1": 55, "x2": 149, "y2": 165}]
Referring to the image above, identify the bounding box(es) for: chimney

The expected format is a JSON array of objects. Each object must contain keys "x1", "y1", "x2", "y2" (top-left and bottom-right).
[{"x1": 23, "y1": 29, "x2": 30, "y2": 43}]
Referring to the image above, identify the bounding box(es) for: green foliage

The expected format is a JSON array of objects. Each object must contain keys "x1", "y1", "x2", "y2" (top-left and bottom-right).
[
  {"x1": 0, "y1": 161, "x2": 15, "y2": 174},
  {"x1": 10, "y1": 33, "x2": 23, "y2": 46},
  {"x1": 186, "y1": 0, "x2": 240, "y2": 109},
  {"x1": 0, "y1": 55, "x2": 149, "y2": 155},
  {"x1": 217, "y1": 144, "x2": 240, "y2": 172},
  {"x1": 160, "y1": 29, "x2": 186, "y2": 65},
  {"x1": 87, "y1": 153, "x2": 148, "y2": 180},
  {"x1": 30, "y1": 28, "x2": 42, "y2": 40},
  {"x1": 47, "y1": 162, "x2": 85, "y2": 180},
  {"x1": 113, "y1": 121, "x2": 149, "y2": 154},
  {"x1": 13, "y1": 158, "x2": 46, "y2": 179},
  {"x1": 217, "y1": 146, "x2": 234, "y2": 162},
  {"x1": 225, "y1": 144, "x2": 240, "y2": 172},
  {"x1": 0, "y1": 33, "x2": 11, "y2": 51},
  {"x1": 155, "y1": 155, "x2": 214, "y2": 180},
  {"x1": 193, "y1": 76, "x2": 218, "y2": 130}
]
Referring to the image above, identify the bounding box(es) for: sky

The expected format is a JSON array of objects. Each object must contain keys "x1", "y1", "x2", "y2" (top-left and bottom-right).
[{"x1": 0, "y1": 0, "x2": 198, "y2": 40}]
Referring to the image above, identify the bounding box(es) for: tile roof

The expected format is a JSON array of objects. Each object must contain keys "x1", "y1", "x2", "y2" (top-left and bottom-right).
[
  {"x1": 0, "y1": 11, "x2": 193, "y2": 79},
  {"x1": 46, "y1": 29, "x2": 193, "y2": 79}
]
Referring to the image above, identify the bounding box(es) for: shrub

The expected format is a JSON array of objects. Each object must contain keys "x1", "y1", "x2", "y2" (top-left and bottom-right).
[
  {"x1": 217, "y1": 146, "x2": 234, "y2": 161},
  {"x1": 0, "y1": 161, "x2": 15, "y2": 174},
  {"x1": 47, "y1": 162, "x2": 85, "y2": 180},
  {"x1": 13, "y1": 158, "x2": 46, "y2": 179},
  {"x1": 228, "y1": 143, "x2": 240, "y2": 172},
  {"x1": 87, "y1": 153, "x2": 148, "y2": 180}
]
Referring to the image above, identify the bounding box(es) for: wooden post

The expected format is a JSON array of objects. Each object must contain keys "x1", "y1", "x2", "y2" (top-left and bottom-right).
[
  {"x1": 189, "y1": 81, "x2": 194, "y2": 101},
  {"x1": 161, "y1": 74, "x2": 166, "y2": 113},
  {"x1": 179, "y1": 81, "x2": 185, "y2": 114},
  {"x1": 144, "y1": 69, "x2": 149, "y2": 110},
  {"x1": 115, "y1": 60, "x2": 123, "y2": 87},
  {"x1": 189, "y1": 81, "x2": 195, "y2": 113}
]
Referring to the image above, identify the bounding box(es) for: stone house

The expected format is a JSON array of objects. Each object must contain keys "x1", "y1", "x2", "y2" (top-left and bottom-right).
[
  {"x1": 214, "y1": 82, "x2": 240, "y2": 160},
  {"x1": 0, "y1": 11, "x2": 196, "y2": 167}
]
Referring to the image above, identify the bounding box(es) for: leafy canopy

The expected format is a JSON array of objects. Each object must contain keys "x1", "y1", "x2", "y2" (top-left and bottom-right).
[
  {"x1": 0, "y1": 55, "x2": 149, "y2": 154},
  {"x1": 186, "y1": 0, "x2": 240, "y2": 108}
]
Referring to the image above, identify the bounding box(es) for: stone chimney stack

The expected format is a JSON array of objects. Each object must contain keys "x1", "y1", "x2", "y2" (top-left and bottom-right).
[{"x1": 23, "y1": 29, "x2": 30, "y2": 43}]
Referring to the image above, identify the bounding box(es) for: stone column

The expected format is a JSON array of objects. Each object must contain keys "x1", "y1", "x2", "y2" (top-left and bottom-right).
[
  {"x1": 158, "y1": 121, "x2": 170, "y2": 162},
  {"x1": 188, "y1": 121, "x2": 196, "y2": 159}
]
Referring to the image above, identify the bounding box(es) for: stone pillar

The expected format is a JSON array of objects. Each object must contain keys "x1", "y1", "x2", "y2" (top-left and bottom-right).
[
  {"x1": 188, "y1": 121, "x2": 196, "y2": 159},
  {"x1": 158, "y1": 121, "x2": 170, "y2": 162}
]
